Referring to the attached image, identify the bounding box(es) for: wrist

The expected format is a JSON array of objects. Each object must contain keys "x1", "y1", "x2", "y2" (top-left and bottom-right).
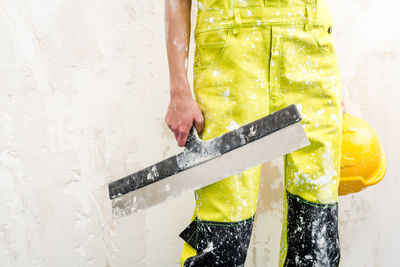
[
  {"x1": 170, "y1": 72, "x2": 188, "y2": 85},
  {"x1": 170, "y1": 81, "x2": 192, "y2": 99}
]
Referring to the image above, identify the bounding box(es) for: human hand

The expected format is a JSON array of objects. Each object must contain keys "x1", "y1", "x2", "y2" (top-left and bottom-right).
[{"x1": 165, "y1": 87, "x2": 204, "y2": 147}]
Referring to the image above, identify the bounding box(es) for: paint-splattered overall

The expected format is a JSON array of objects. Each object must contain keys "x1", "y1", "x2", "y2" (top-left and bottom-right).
[{"x1": 180, "y1": 0, "x2": 342, "y2": 266}]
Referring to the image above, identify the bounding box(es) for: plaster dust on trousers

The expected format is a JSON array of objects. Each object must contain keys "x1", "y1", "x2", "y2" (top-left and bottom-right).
[{"x1": 180, "y1": 0, "x2": 342, "y2": 266}]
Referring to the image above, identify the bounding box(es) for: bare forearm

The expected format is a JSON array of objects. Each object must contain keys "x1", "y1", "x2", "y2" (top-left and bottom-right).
[
  {"x1": 164, "y1": 0, "x2": 192, "y2": 97},
  {"x1": 164, "y1": 0, "x2": 203, "y2": 147}
]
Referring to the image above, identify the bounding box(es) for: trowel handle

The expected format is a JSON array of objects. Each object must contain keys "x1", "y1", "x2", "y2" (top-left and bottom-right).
[{"x1": 185, "y1": 126, "x2": 202, "y2": 150}]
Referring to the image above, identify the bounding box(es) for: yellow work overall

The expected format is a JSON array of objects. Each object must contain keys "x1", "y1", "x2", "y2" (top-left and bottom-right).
[{"x1": 179, "y1": 0, "x2": 342, "y2": 266}]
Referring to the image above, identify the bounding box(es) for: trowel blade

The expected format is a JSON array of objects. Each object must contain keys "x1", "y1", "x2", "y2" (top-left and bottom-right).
[{"x1": 110, "y1": 105, "x2": 309, "y2": 218}]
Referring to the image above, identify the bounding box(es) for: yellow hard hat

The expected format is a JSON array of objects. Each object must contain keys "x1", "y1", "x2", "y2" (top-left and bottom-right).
[{"x1": 339, "y1": 113, "x2": 386, "y2": 196}]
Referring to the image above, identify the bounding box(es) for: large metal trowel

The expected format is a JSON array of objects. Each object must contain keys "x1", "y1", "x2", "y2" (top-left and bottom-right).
[{"x1": 109, "y1": 104, "x2": 309, "y2": 218}]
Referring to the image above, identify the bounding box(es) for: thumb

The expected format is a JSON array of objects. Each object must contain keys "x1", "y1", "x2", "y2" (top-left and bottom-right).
[{"x1": 193, "y1": 114, "x2": 204, "y2": 134}]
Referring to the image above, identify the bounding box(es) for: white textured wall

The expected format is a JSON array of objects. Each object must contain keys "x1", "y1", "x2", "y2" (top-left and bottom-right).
[{"x1": 0, "y1": 0, "x2": 399, "y2": 266}]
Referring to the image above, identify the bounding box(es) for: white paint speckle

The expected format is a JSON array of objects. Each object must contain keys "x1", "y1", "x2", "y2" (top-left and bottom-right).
[
  {"x1": 227, "y1": 120, "x2": 239, "y2": 131},
  {"x1": 316, "y1": 108, "x2": 325, "y2": 116},
  {"x1": 223, "y1": 89, "x2": 230, "y2": 97},
  {"x1": 296, "y1": 103, "x2": 303, "y2": 114}
]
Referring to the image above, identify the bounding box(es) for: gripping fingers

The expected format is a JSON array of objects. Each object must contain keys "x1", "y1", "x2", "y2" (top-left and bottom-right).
[
  {"x1": 193, "y1": 115, "x2": 204, "y2": 134},
  {"x1": 177, "y1": 126, "x2": 190, "y2": 147}
]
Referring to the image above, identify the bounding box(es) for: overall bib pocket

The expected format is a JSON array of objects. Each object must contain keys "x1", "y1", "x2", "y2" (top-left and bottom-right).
[{"x1": 194, "y1": 28, "x2": 231, "y2": 71}]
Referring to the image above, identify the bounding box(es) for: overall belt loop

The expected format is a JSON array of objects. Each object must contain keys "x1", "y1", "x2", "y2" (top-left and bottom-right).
[
  {"x1": 304, "y1": 4, "x2": 312, "y2": 31},
  {"x1": 304, "y1": 0, "x2": 316, "y2": 31},
  {"x1": 233, "y1": 8, "x2": 242, "y2": 35}
]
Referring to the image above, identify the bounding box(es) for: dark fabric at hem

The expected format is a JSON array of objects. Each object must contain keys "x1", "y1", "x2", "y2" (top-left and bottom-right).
[
  {"x1": 284, "y1": 191, "x2": 340, "y2": 267},
  {"x1": 180, "y1": 216, "x2": 255, "y2": 267}
]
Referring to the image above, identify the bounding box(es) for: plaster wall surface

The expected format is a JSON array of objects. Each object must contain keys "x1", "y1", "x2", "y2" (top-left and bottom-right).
[{"x1": 0, "y1": 0, "x2": 399, "y2": 266}]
